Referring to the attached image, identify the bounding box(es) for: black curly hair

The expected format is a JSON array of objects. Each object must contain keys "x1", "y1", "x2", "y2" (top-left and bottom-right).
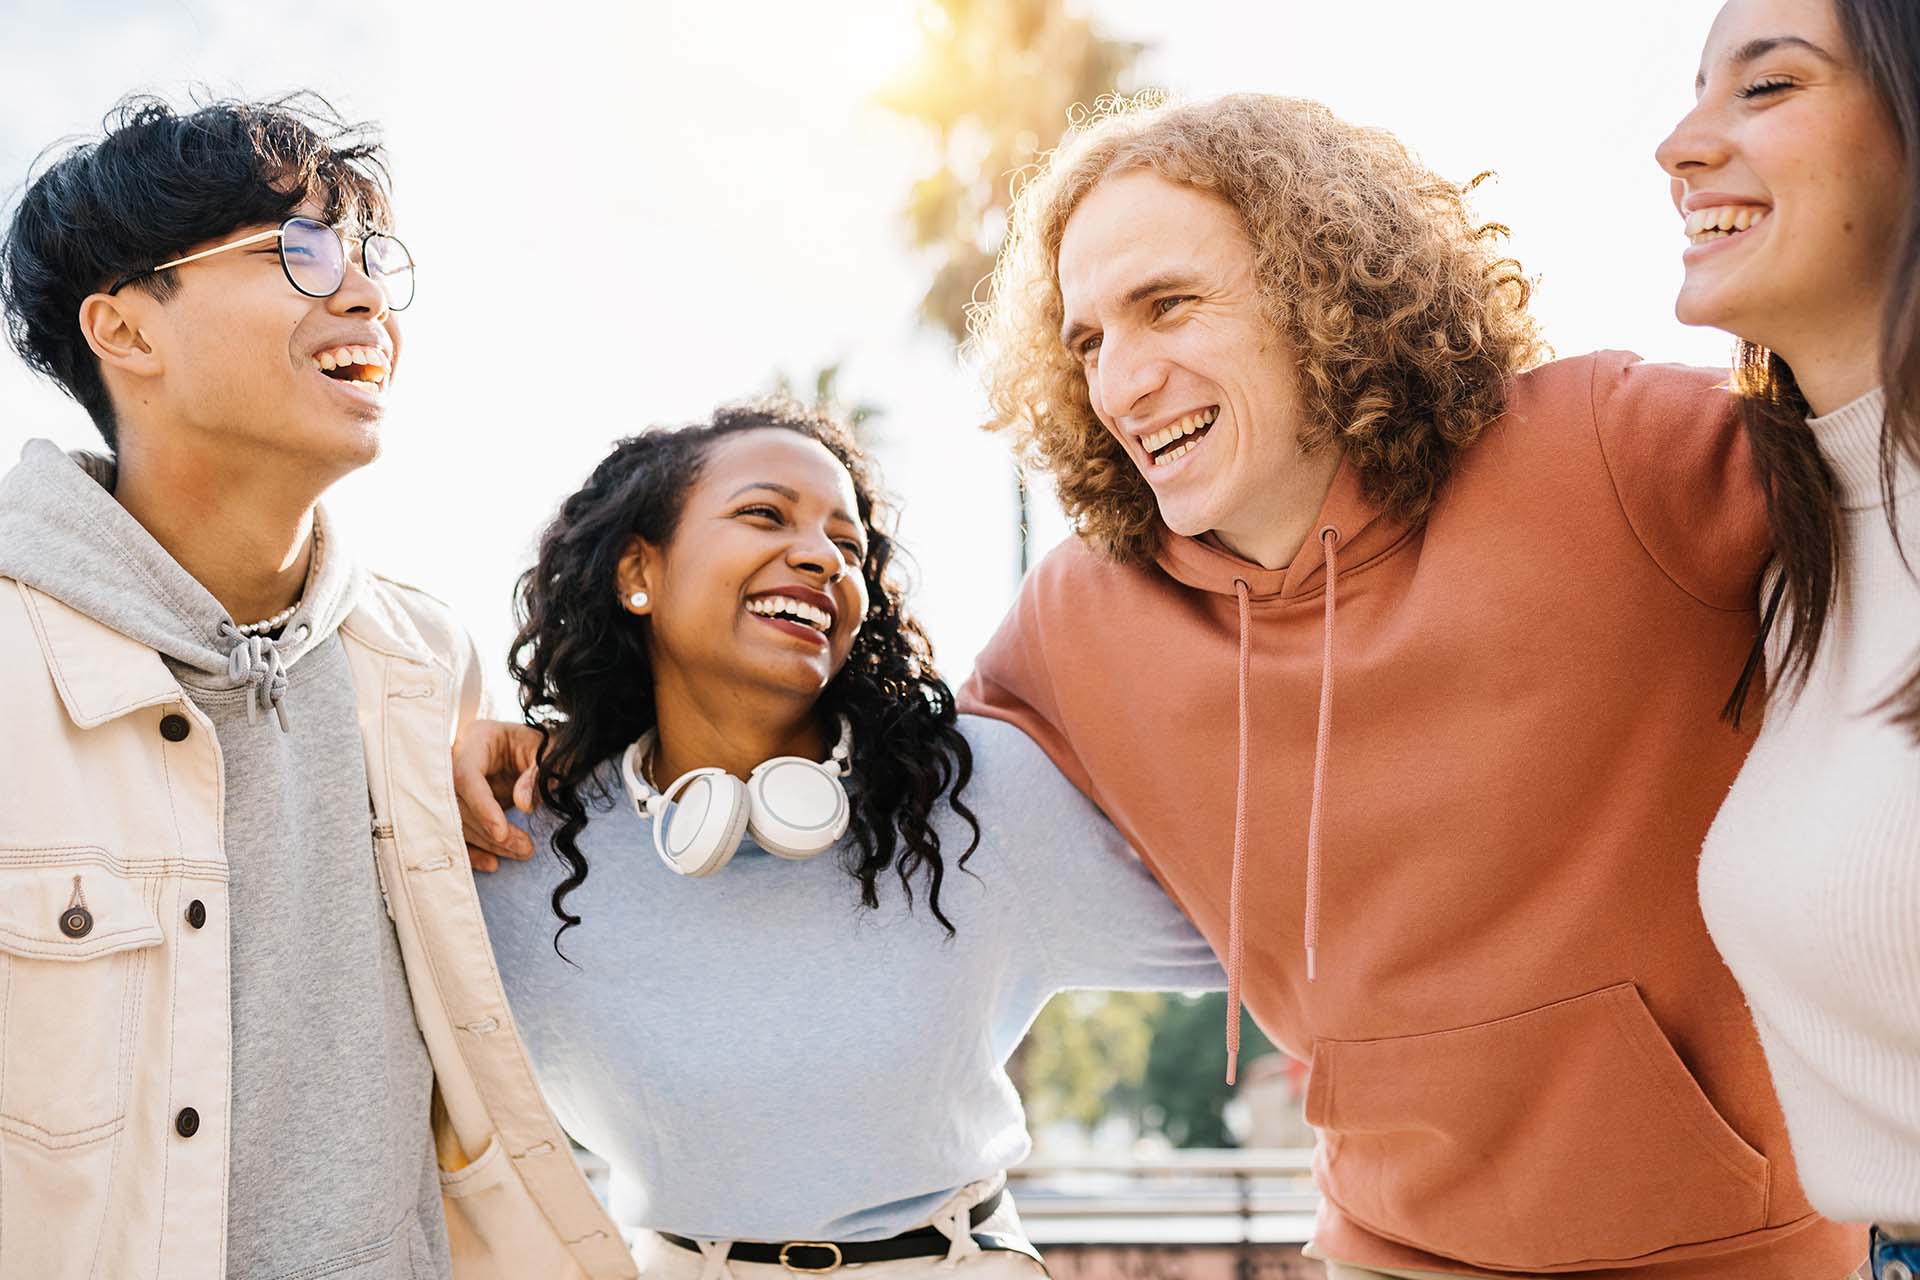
[{"x1": 510, "y1": 399, "x2": 980, "y2": 954}]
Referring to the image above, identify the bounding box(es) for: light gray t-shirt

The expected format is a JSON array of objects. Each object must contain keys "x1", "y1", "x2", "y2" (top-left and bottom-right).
[{"x1": 478, "y1": 715, "x2": 1224, "y2": 1243}]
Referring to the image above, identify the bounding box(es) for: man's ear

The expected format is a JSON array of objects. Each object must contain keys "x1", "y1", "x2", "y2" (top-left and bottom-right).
[
  {"x1": 77, "y1": 291, "x2": 164, "y2": 381},
  {"x1": 614, "y1": 535, "x2": 659, "y2": 616}
]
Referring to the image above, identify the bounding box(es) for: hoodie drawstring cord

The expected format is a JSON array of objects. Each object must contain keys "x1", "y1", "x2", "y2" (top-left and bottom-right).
[
  {"x1": 1305, "y1": 526, "x2": 1341, "y2": 985},
  {"x1": 1223, "y1": 527, "x2": 1341, "y2": 1086},
  {"x1": 217, "y1": 622, "x2": 292, "y2": 732},
  {"x1": 1225, "y1": 578, "x2": 1253, "y2": 1086}
]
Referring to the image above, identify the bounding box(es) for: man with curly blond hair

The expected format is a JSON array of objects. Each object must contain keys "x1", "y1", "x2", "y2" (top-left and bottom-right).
[{"x1": 960, "y1": 93, "x2": 1864, "y2": 1279}]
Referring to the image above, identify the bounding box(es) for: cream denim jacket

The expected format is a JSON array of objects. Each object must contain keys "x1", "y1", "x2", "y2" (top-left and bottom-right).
[{"x1": 0, "y1": 574, "x2": 636, "y2": 1280}]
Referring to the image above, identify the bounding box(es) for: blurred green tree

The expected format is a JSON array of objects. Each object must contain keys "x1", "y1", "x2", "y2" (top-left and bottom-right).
[
  {"x1": 1017, "y1": 991, "x2": 1163, "y2": 1131},
  {"x1": 1140, "y1": 993, "x2": 1278, "y2": 1147},
  {"x1": 878, "y1": 0, "x2": 1146, "y2": 578}
]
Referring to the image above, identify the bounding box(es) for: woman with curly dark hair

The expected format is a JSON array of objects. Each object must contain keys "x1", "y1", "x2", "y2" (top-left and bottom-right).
[{"x1": 463, "y1": 399, "x2": 1221, "y2": 1277}]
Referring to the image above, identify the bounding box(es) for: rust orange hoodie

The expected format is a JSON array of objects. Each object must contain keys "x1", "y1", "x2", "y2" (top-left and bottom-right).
[{"x1": 961, "y1": 352, "x2": 1864, "y2": 1279}]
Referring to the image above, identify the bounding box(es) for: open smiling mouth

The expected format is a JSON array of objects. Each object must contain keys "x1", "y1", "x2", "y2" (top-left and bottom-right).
[
  {"x1": 313, "y1": 344, "x2": 390, "y2": 392},
  {"x1": 1143, "y1": 406, "x2": 1218, "y2": 468},
  {"x1": 745, "y1": 593, "x2": 833, "y2": 644},
  {"x1": 1685, "y1": 205, "x2": 1770, "y2": 247}
]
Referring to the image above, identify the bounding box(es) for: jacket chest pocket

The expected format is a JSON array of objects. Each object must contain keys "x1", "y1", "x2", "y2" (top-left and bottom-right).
[{"x1": 0, "y1": 857, "x2": 164, "y2": 1147}]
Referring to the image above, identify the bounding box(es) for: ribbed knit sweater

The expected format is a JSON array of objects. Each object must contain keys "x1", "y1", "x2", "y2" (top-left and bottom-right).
[{"x1": 1700, "y1": 387, "x2": 1920, "y2": 1225}]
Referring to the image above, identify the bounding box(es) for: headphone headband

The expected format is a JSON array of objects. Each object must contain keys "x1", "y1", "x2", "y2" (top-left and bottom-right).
[{"x1": 619, "y1": 717, "x2": 855, "y2": 876}]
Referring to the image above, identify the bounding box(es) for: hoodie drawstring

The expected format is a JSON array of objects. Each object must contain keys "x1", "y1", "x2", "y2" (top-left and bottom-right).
[
  {"x1": 218, "y1": 622, "x2": 292, "y2": 732},
  {"x1": 1223, "y1": 527, "x2": 1341, "y2": 1086},
  {"x1": 1225, "y1": 578, "x2": 1253, "y2": 1086},
  {"x1": 1304, "y1": 526, "x2": 1340, "y2": 985}
]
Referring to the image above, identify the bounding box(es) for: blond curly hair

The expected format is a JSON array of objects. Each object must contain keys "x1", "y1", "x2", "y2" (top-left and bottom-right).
[{"x1": 968, "y1": 92, "x2": 1547, "y2": 564}]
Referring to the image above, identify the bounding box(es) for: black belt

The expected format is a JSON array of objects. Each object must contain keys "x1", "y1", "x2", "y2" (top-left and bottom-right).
[{"x1": 659, "y1": 1188, "x2": 1039, "y2": 1270}]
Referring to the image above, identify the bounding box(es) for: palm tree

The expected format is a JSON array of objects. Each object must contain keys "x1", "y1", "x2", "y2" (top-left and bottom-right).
[
  {"x1": 879, "y1": 0, "x2": 1146, "y2": 578},
  {"x1": 768, "y1": 362, "x2": 886, "y2": 448}
]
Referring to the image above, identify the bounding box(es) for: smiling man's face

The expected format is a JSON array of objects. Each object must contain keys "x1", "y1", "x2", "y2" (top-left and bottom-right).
[
  {"x1": 129, "y1": 199, "x2": 404, "y2": 475},
  {"x1": 1057, "y1": 169, "x2": 1327, "y2": 565}
]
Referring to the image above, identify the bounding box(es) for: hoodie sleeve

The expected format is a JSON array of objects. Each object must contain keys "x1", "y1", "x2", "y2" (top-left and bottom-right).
[
  {"x1": 960, "y1": 546, "x2": 1100, "y2": 802},
  {"x1": 964, "y1": 717, "x2": 1225, "y2": 995},
  {"x1": 1589, "y1": 350, "x2": 1770, "y2": 613}
]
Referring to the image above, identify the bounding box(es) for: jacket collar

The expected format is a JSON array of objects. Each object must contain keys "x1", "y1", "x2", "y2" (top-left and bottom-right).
[
  {"x1": 19, "y1": 574, "x2": 438, "y2": 731},
  {"x1": 18, "y1": 583, "x2": 182, "y2": 728}
]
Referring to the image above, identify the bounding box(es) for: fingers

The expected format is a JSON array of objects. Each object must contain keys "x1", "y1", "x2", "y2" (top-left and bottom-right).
[
  {"x1": 452, "y1": 725, "x2": 536, "y2": 859},
  {"x1": 513, "y1": 762, "x2": 538, "y2": 814},
  {"x1": 467, "y1": 845, "x2": 500, "y2": 874},
  {"x1": 455, "y1": 766, "x2": 527, "y2": 849}
]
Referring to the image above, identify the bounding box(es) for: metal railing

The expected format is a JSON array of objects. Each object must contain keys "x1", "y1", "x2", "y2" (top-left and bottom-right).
[{"x1": 1008, "y1": 1148, "x2": 1320, "y2": 1246}]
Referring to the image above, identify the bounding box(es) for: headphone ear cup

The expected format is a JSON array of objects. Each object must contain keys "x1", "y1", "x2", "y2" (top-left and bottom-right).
[
  {"x1": 655, "y1": 769, "x2": 752, "y2": 877},
  {"x1": 746, "y1": 756, "x2": 851, "y2": 860}
]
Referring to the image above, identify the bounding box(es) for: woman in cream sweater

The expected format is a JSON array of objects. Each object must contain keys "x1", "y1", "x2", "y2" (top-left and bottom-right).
[{"x1": 1658, "y1": 0, "x2": 1920, "y2": 1266}]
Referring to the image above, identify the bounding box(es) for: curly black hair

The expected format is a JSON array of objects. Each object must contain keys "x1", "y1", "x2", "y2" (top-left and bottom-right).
[
  {"x1": 1, "y1": 91, "x2": 392, "y2": 448},
  {"x1": 510, "y1": 399, "x2": 980, "y2": 954}
]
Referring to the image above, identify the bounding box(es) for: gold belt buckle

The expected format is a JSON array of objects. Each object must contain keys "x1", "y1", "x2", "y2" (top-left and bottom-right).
[{"x1": 778, "y1": 1241, "x2": 843, "y2": 1274}]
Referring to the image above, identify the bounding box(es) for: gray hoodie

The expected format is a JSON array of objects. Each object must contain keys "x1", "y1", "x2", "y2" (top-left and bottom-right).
[{"x1": 0, "y1": 439, "x2": 451, "y2": 1279}]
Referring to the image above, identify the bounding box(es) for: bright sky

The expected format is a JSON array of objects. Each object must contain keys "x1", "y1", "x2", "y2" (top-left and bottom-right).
[{"x1": 0, "y1": 0, "x2": 1733, "y2": 687}]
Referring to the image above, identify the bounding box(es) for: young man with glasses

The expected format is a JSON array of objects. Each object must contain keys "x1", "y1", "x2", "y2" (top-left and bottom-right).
[{"x1": 0, "y1": 96, "x2": 632, "y2": 1279}]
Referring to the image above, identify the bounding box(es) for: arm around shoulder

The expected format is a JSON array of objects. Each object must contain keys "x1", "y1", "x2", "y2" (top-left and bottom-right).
[
  {"x1": 1588, "y1": 350, "x2": 1770, "y2": 612},
  {"x1": 959, "y1": 541, "x2": 1101, "y2": 799},
  {"x1": 966, "y1": 717, "x2": 1225, "y2": 995}
]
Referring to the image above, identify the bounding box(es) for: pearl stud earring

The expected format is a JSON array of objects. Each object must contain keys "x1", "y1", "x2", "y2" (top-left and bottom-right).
[{"x1": 627, "y1": 590, "x2": 650, "y2": 610}]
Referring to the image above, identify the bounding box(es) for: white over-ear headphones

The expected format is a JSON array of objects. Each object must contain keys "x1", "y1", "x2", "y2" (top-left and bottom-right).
[{"x1": 619, "y1": 717, "x2": 853, "y2": 877}]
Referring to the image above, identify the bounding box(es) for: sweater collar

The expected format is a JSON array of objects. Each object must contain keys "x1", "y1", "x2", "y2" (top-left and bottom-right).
[
  {"x1": 1151, "y1": 458, "x2": 1404, "y2": 599},
  {"x1": 1806, "y1": 387, "x2": 1918, "y2": 511}
]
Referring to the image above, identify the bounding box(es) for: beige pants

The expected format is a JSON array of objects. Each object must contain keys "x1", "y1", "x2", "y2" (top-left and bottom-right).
[{"x1": 632, "y1": 1180, "x2": 1047, "y2": 1280}]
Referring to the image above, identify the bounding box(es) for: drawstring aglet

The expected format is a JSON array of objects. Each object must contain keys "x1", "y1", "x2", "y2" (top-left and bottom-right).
[{"x1": 1306, "y1": 945, "x2": 1317, "y2": 983}]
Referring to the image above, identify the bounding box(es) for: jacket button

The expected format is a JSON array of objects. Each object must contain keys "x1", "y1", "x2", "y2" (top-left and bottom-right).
[
  {"x1": 60, "y1": 906, "x2": 93, "y2": 938},
  {"x1": 175, "y1": 1107, "x2": 200, "y2": 1138},
  {"x1": 159, "y1": 714, "x2": 191, "y2": 742},
  {"x1": 186, "y1": 900, "x2": 206, "y2": 929}
]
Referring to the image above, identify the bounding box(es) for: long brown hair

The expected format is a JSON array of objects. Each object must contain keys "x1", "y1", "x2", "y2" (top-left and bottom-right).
[{"x1": 1726, "y1": 0, "x2": 1920, "y2": 738}]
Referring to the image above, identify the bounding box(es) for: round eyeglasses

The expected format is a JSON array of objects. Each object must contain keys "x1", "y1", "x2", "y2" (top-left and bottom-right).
[{"x1": 108, "y1": 216, "x2": 415, "y2": 312}]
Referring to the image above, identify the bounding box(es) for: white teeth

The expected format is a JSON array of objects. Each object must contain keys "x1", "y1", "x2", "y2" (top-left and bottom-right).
[
  {"x1": 312, "y1": 345, "x2": 391, "y2": 387},
  {"x1": 1155, "y1": 440, "x2": 1197, "y2": 467},
  {"x1": 312, "y1": 345, "x2": 390, "y2": 370},
  {"x1": 1683, "y1": 205, "x2": 1769, "y2": 242},
  {"x1": 1141, "y1": 406, "x2": 1219, "y2": 454},
  {"x1": 746, "y1": 595, "x2": 831, "y2": 632}
]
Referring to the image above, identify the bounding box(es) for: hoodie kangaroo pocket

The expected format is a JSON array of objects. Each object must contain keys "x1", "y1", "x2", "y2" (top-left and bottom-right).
[
  {"x1": 1303, "y1": 981, "x2": 1768, "y2": 1271},
  {"x1": 0, "y1": 857, "x2": 164, "y2": 1146}
]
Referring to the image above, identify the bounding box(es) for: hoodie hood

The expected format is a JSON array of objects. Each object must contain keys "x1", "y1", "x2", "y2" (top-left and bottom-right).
[
  {"x1": 1150, "y1": 459, "x2": 1402, "y2": 600},
  {"x1": 0, "y1": 438, "x2": 365, "y2": 729}
]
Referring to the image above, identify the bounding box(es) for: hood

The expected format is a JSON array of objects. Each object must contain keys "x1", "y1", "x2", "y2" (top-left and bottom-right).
[
  {"x1": 1151, "y1": 459, "x2": 1403, "y2": 600},
  {"x1": 0, "y1": 438, "x2": 365, "y2": 730}
]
